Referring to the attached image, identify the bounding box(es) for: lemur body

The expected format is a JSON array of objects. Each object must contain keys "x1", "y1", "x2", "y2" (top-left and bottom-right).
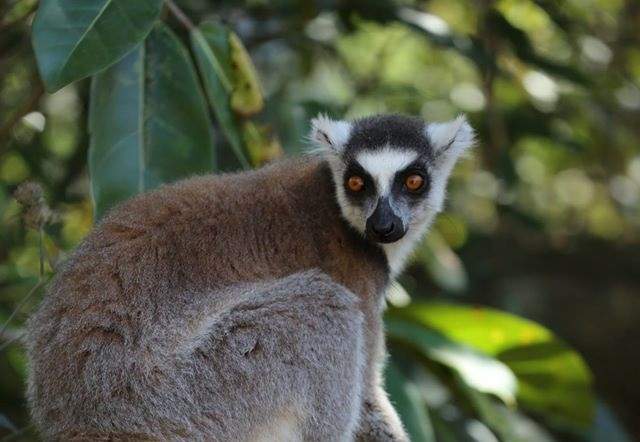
[{"x1": 26, "y1": 114, "x2": 474, "y2": 441}]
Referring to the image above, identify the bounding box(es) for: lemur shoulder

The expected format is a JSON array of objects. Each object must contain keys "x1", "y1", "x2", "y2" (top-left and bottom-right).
[{"x1": 26, "y1": 113, "x2": 474, "y2": 441}]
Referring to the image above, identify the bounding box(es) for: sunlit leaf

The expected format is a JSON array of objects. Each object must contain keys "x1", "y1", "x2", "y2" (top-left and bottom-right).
[
  {"x1": 392, "y1": 302, "x2": 595, "y2": 429},
  {"x1": 387, "y1": 280, "x2": 412, "y2": 308},
  {"x1": 32, "y1": 0, "x2": 163, "y2": 92},
  {"x1": 89, "y1": 24, "x2": 214, "y2": 220},
  {"x1": 386, "y1": 317, "x2": 517, "y2": 405}
]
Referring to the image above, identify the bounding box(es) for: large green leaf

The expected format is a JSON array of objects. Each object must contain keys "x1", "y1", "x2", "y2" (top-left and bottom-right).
[
  {"x1": 391, "y1": 302, "x2": 595, "y2": 429},
  {"x1": 386, "y1": 317, "x2": 517, "y2": 405},
  {"x1": 385, "y1": 358, "x2": 436, "y2": 442},
  {"x1": 89, "y1": 24, "x2": 214, "y2": 220},
  {"x1": 32, "y1": 0, "x2": 163, "y2": 92}
]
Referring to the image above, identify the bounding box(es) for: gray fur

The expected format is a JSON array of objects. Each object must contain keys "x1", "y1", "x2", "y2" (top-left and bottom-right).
[{"x1": 27, "y1": 114, "x2": 473, "y2": 441}]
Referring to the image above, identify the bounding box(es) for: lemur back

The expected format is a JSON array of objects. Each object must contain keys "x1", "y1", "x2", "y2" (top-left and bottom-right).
[
  {"x1": 27, "y1": 113, "x2": 474, "y2": 441},
  {"x1": 27, "y1": 157, "x2": 391, "y2": 441}
]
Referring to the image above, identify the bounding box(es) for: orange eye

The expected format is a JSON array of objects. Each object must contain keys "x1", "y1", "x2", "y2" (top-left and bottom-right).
[
  {"x1": 405, "y1": 174, "x2": 425, "y2": 192},
  {"x1": 347, "y1": 175, "x2": 365, "y2": 192}
]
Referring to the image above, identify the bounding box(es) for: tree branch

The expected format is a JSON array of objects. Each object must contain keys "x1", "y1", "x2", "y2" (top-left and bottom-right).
[
  {"x1": 0, "y1": 1, "x2": 38, "y2": 34},
  {"x1": 165, "y1": 0, "x2": 195, "y2": 31},
  {"x1": 0, "y1": 79, "x2": 44, "y2": 149}
]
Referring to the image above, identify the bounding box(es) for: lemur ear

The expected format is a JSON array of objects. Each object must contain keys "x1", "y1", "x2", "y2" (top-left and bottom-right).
[
  {"x1": 309, "y1": 114, "x2": 352, "y2": 154},
  {"x1": 426, "y1": 115, "x2": 475, "y2": 163}
]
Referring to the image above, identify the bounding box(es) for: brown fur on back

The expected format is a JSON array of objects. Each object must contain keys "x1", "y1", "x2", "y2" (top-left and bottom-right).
[
  {"x1": 89, "y1": 155, "x2": 386, "y2": 292},
  {"x1": 26, "y1": 156, "x2": 394, "y2": 440}
]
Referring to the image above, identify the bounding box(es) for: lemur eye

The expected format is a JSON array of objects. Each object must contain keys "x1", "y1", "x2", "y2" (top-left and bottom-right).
[
  {"x1": 347, "y1": 175, "x2": 365, "y2": 192},
  {"x1": 405, "y1": 174, "x2": 425, "y2": 192}
]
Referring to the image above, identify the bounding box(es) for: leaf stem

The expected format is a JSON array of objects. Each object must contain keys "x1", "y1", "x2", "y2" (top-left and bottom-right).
[
  {"x1": 0, "y1": 424, "x2": 34, "y2": 442},
  {"x1": 165, "y1": 0, "x2": 194, "y2": 31},
  {"x1": 0, "y1": 330, "x2": 25, "y2": 353},
  {"x1": 0, "y1": 79, "x2": 43, "y2": 149},
  {"x1": 0, "y1": 279, "x2": 45, "y2": 341},
  {"x1": 39, "y1": 227, "x2": 44, "y2": 277},
  {"x1": 0, "y1": 1, "x2": 38, "y2": 34}
]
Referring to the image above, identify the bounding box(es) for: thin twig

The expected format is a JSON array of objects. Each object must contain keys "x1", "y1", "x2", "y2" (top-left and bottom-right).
[
  {"x1": 0, "y1": 330, "x2": 25, "y2": 353},
  {"x1": 0, "y1": 219, "x2": 47, "y2": 341},
  {"x1": 165, "y1": 0, "x2": 195, "y2": 30},
  {"x1": 0, "y1": 424, "x2": 34, "y2": 442},
  {"x1": 0, "y1": 1, "x2": 38, "y2": 33},
  {"x1": 0, "y1": 279, "x2": 45, "y2": 341},
  {"x1": 0, "y1": 80, "x2": 44, "y2": 148},
  {"x1": 38, "y1": 227, "x2": 44, "y2": 277}
]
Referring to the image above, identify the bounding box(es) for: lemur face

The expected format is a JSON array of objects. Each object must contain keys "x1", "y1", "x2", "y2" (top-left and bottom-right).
[
  {"x1": 343, "y1": 146, "x2": 427, "y2": 243},
  {"x1": 310, "y1": 114, "x2": 475, "y2": 248}
]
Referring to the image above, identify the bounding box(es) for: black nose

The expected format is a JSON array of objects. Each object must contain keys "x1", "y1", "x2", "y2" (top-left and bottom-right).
[
  {"x1": 365, "y1": 197, "x2": 406, "y2": 243},
  {"x1": 372, "y1": 220, "x2": 395, "y2": 236}
]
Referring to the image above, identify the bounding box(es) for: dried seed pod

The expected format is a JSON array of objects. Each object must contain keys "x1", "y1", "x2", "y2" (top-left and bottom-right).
[{"x1": 14, "y1": 181, "x2": 54, "y2": 229}]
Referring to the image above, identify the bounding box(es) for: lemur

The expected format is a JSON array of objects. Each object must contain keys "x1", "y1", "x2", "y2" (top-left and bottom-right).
[{"x1": 26, "y1": 113, "x2": 474, "y2": 441}]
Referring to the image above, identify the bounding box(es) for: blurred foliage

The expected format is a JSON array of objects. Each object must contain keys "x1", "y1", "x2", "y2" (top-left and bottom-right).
[
  {"x1": 89, "y1": 22, "x2": 215, "y2": 220},
  {"x1": 2, "y1": 0, "x2": 640, "y2": 440}
]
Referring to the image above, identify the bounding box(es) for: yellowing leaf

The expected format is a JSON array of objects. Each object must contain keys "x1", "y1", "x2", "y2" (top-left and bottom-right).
[
  {"x1": 242, "y1": 121, "x2": 283, "y2": 167},
  {"x1": 229, "y1": 32, "x2": 264, "y2": 117}
]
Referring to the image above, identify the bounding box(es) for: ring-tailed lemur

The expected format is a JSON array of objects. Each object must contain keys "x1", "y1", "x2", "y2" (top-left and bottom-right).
[{"x1": 26, "y1": 113, "x2": 474, "y2": 441}]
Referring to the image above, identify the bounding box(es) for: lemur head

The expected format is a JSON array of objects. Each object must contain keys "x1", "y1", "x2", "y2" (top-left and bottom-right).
[{"x1": 310, "y1": 113, "x2": 474, "y2": 276}]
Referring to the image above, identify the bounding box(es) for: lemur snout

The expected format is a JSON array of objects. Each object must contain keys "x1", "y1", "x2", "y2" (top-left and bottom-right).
[
  {"x1": 366, "y1": 197, "x2": 406, "y2": 243},
  {"x1": 373, "y1": 221, "x2": 394, "y2": 236}
]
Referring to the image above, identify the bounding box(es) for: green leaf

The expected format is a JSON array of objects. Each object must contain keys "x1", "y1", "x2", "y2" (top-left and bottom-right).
[
  {"x1": 0, "y1": 413, "x2": 17, "y2": 432},
  {"x1": 397, "y1": 7, "x2": 494, "y2": 71},
  {"x1": 455, "y1": 380, "x2": 508, "y2": 440},
  {"x1": 413, "y1": 232, "x2": 468, "y2": 293},
  {"x1": 191, "y1": 24, "x2": 249, "y2": 169},
  {"x1": 486, "y1": 9, "x2": 589, "y2": 86},
  {"x1": 386, "y1": 317, "x2": 517, "y2": 405},
  {"x1": 32, "y1": 0, "x2": 163, "y2": 92},
  {"x1": 385, "y1": 358, "x2": 436, "y2": 442},
  {"x1": 587, "y1": 401, "x2": 632, "y2": 442},
  {"x1": 455, "y1": 377, "x2": 555, "y2": 442},
  {"x1": 392, "y1": 302, "x2": 595, "y2": 429},
  {"x1": 89, "y1": 24, "x2": 214, "y2": 220}
]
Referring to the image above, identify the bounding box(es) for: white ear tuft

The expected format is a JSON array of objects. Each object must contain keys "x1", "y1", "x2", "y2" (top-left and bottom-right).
[
  {"x1": 309, "y1": 114, "x2": 352, "y2": 153},
  {"x1": 426, "y1": 114, "x2": 475, "y2": 161}
]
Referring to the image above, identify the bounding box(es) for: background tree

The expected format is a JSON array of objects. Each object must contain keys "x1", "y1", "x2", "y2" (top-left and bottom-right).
[{"x1": 1, "y1": 0, "x2": 638, "y2": 440}]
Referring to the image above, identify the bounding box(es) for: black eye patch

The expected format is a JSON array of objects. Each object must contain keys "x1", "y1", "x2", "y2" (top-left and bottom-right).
[
  {"x1": 392, "y1": 161, "x2": 430, "y2": 199},
  {"x1": 343, "y1": 162, "x2": 376, "y2": 201}
]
